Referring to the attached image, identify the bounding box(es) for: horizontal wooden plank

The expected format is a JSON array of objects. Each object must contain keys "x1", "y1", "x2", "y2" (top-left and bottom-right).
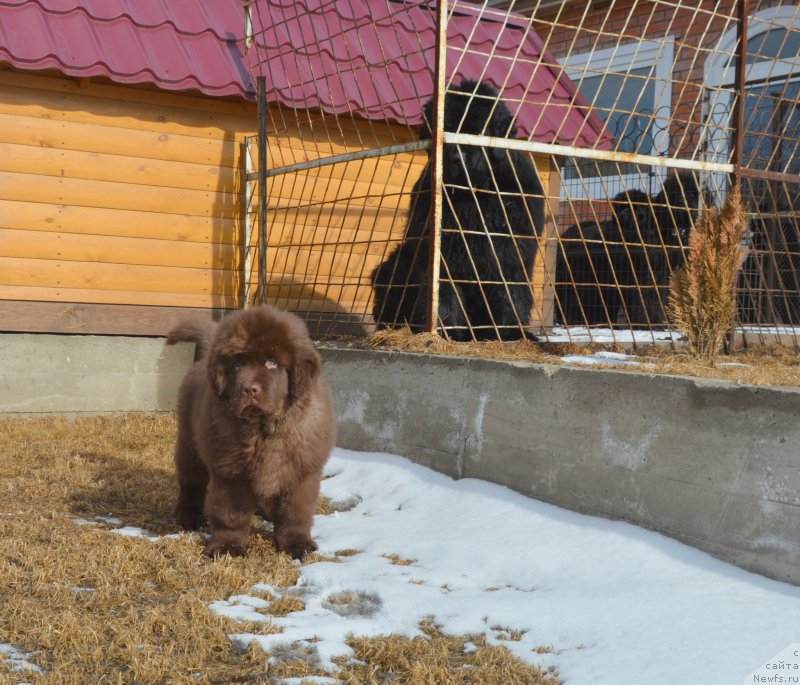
[
  {"x1": 266, "y1": 132, "x2": 425, "y2": 167},
  {"x1": 0, "y1": 112, "x2": 245, "y2": 167},
  {"x1": 264, "y1": 220, "x2": 407, "y2": 253},
  {"x1": 0, "y1": 69, "x2": 424, "y2": 161},
  {"x1": 267, "y1": 296, "x2": 371, "y2": 316},
  {"x1": 0, "y1": 170, "x2": 238, "y2": 217},
  {"x1": 269, "y1": 107, "x2": 416, "y2": 148},
  {"x1": 265, "y1": 168, "x2": 412, "y2": 202},
  {"x1": 268, "y1": 245, "x2": 380, "y2": 280},
  {"x1": 1, "y1": 196, "x2": 407, "y2": 253},
  {"x1": 0, "y1": 297, "x2": 369, "y2": 337},
  {"x1": 266, "y1": 180, "x2": 411, "y2": 209},
  {"x1": 0, "y1": 228, "x2": 242, "y2": 270},
  {"x1": 266, "y1": 279, "x2": 372, "y2": 305},
  {"x1": 0, "y1": 70, "x2": 256, "y2": 140},
  {"x1": 0, "y1": 299, "x2": 234, "y2": 335},
  {"x1": 0, "y1": 256, "x2": 243, "y2": 296},
  {"x1": 0, "y1": 199, "x2": 240, "y2": 243},
  {"x1": 260, "y1": 202, "x2": 410, "y2": 233},
  {"x1": 0, "y1": 68, "x2": 257, "y2": 118},
  {"x1": 0, "y1": 285, "x2": 241, "y2": 309},
  {"x1": 0, "y1": 142, "x2": 240, "y2": 193}
]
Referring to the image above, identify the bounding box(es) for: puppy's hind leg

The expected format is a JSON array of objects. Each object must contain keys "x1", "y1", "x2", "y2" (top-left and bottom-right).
[{"x1": 174, "y1": 437, "x2": 208, "y2": 531}]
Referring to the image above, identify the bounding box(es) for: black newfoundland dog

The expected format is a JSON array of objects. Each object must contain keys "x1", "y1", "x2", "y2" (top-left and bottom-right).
[
  {"x1": 555, "y1": 172, "x2": 704, "y2": 326},
  {"x1": 372, "y1": 79, "x2": 545, "y2": 341}
]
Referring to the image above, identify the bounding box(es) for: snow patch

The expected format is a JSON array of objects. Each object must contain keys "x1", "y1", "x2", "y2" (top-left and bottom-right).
[
  {"x1": 0, "y1": 643, "x2": 44, "y2": 674},
  {"x1": 206, "y1": 448, "x2": 800, "y2": 684}
]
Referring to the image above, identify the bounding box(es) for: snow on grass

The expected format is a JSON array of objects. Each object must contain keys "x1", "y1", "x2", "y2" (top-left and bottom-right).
[
  {"x1": 0, "y1": 643, "x2": 44, "y2": 675},
  {"x1": 560, "y1": 350, "x2": 655, "y2": 367},
  {"x1": 546, "y1": 326, "x2": 679, "y2": 344},
  {"x1": 211, "y1": 447, "x2": 800, "y2": 684},
  {"x1": 548, "y1": 324, "x2": 800, "y2": 345},
  {"x1": 109, "y1": 525, "x2": 159, "y2": 541}
]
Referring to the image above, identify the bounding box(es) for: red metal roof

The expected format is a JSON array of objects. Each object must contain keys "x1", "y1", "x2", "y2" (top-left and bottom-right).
[
  {"x1": 0, "y1": 0, "x2": 251, "y2": 97},
  {"x1": 0, "y1": 0, "x2": 610, "y2": 147}
]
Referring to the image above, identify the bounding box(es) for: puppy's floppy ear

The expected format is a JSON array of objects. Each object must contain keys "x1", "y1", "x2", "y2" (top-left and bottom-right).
[
  {"x1": 206, "y1": 347, "x2": 229, "y2": 399},
  {"x1": 289, "y1": 344, "x2": 321, "y2": 403}
]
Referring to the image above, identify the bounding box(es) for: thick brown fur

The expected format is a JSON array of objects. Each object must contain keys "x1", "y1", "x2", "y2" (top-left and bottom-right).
[{"x1": 166, "y1": 305, "x2": 336, "y2": 559}]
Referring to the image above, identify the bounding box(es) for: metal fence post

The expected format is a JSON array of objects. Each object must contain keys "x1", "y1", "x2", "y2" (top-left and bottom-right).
[
  {"x1": 731, "y1": 0, "x2": 749, "y2": 188},
  {"x1": 729, "y1": 0, "x2": 749, "y2": 350},
  {"x1": 426, "y1": 0, "x2": 447, "y2": 334}
]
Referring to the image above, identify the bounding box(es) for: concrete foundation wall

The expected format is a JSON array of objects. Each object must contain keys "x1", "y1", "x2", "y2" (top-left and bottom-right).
[
  {"x1": 0, "y1": 334, "x2": 195, "y2": 415},
  {"x1": 322, "y1": 348, "x2": 800, "y2": 585},
  {"x1": 1, "y1": 333, "x2": 798, "y2": 585}
]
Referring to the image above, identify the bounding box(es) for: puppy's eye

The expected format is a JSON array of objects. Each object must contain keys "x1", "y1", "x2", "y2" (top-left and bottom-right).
[
  {"x1": 230, "y1": 359, "x2": 243, "y2": 370},
  {"x1": 265, "y1": 359, "x2": 278, "y2": 370}
]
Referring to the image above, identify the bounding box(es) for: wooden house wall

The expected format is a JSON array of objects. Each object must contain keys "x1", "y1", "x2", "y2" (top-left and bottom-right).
[
  {"x1": 0, "y1": 67, "x2": 256, "y2": 335},
  {"x1": 0, "y1": 67, "x2": 558, "y2": 336}
]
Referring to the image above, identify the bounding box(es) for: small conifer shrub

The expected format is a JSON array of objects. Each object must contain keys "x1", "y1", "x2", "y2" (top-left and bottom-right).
[{"x1": 669, "y1": 186, "x2": 748, "y2": 363}]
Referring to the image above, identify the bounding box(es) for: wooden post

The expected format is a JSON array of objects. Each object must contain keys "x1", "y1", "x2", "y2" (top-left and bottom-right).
[
  {"x1": 426, "y1": 0, "x2": 448, "y2": 334},
  {"x1": 257, "y1": 75, "x2": 268, "y2": 306}
]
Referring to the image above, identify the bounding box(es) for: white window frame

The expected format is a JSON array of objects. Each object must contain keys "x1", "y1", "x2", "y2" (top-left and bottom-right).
[
  {"x1": 558, "y1": 38, "x2": 675, "y2": 200},
  {"x1": 705, "y1": 4, "x2": 800, "y2": 185}
]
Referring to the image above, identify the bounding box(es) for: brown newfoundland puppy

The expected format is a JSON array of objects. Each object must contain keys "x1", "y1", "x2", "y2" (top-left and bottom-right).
[{"x1": 166, "y1": 305, "x2": 336, "y2": 559}]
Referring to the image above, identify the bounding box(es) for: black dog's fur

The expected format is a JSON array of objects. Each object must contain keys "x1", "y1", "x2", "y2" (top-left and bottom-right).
[
  {"x1": 372, "y1": 80, "x2": 545, "y2": 341},
  {"x1": 555, "y1": 173, "x2": 704, "y2": 326}
]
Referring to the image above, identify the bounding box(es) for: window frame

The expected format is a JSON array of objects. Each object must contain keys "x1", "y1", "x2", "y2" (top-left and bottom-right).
[
  {"x1": 704, "y1": 5, "x2": 800, "y2": 192},
  {"x1": 558, "y1": 39, "x2": 675, "y2": 200}
]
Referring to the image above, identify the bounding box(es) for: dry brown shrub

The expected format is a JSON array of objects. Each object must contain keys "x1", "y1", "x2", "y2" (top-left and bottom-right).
[{"x1": 669, "y1": 186, "x2": 749, "y2": 363}]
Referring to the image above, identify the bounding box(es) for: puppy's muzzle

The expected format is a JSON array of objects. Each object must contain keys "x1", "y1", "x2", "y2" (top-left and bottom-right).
[{"x1": 240, "y1": 381, "x2": 262, "y2": 400}]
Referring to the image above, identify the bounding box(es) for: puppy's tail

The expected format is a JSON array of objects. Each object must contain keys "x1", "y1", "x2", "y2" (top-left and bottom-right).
[{"x1": 166, "y1": 318, "x2": 218, "y2": 358}]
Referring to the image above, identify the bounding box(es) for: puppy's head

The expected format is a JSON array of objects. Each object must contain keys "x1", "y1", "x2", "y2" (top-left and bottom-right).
[
  {"x1": 421, "y1": 79, "x2": 518, "y2": 189},
  {"x1": 206, "y1": 306, "x2": 321, "y2": 420}
]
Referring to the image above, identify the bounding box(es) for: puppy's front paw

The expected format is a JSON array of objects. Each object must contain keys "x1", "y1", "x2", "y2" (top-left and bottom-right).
[
  {"x1": 203, "y1": 540, "x2": 247, "y2": 558},
  {"x1": 175, "y1": 506, "x2": 205, "y2": 531},
  {"x1": 277, "y1": 534, "x2": 317, "y2": 560}
]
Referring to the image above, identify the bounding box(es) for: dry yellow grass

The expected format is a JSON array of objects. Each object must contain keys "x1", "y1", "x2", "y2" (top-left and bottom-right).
[
  {"x1": 335, "y1": 619, "x2": 557, "y2": 684},
  {"x1": 382, "y1": 553, "x2": 417, "y2": 566},
  {"x1": 0, "y1": 414, "x2": 294, "y2": 684},
  {"x1": 360, "y1": 327, "x2": 800, "y2": 387},
  {"x1": 0, "y1": 414, "x2": 558, "y2": 684}
]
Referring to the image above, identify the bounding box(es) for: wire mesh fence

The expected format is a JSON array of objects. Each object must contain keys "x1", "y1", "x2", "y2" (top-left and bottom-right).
[{"x1": 243, "y1": 0, "x2": 800, "y2": 350}]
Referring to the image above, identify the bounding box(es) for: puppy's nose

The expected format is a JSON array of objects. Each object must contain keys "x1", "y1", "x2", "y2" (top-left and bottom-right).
[{"x1": 241, "y1": 381, "x2": 261, "y2": 398}]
